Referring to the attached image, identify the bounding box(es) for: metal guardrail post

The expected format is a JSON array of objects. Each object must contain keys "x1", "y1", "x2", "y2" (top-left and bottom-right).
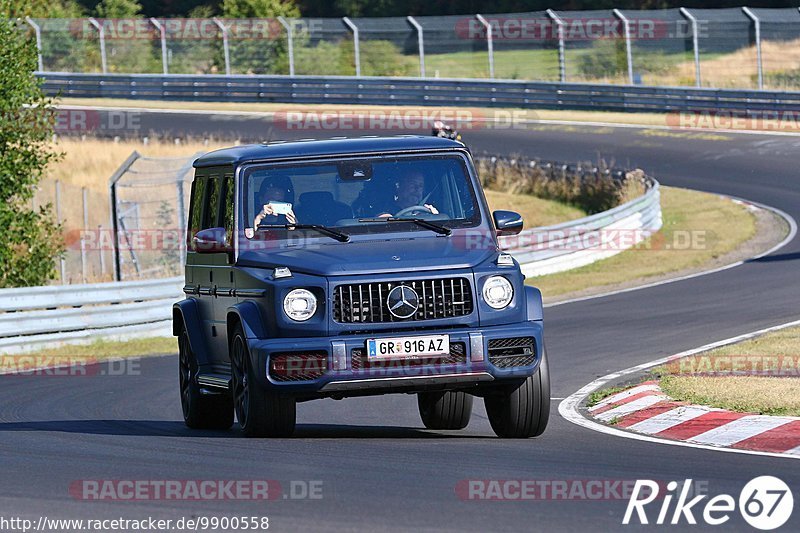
[
  {"x1": 212, "y1": 18, "x2": 231, "y2": 76},
  {"x1": 87, "y1": 18, "x2": 107, "y2": 74},
  {"x1": 277, "y1": 17, "x2": 295, "y2": 76},
  {"x1": 150, "y1": 18, "x2": 168, "y2": 75},
  {"x1": 342, "y1": 17, "x2": 361, "y2": 77},
  {"x1": 742, "y1": 7, "x2": 763, "y2": 90},
  {"x1": 407, "y1": 16, "x2": 425, "y2": 78},
  {"x1": 108, "y1": 151, "x2": 141, "y2": 281},
  {"x1": 613, "y1": 9, "x2": 634, "y2": 85},
  {"x1": 24, "y1": 17, "x2": 44, "y2": 72},
  {"x1": 680, "y1": 8, "x2": 702, "y2": 88},
  {"x1": 546, "y1": 9, "x2": 566, "y2": 83}
]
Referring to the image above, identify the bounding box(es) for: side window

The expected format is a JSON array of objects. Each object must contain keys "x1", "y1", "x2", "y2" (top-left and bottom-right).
[
  {"x1": 223, "y1": 174, "x2": 235, "y2": 241},
  {"x1": 203, "y1": 176, "x2": 221, "y2": 229},
  {"x1": 188, "y1": 177, "x2": 207, "y2": 250}
]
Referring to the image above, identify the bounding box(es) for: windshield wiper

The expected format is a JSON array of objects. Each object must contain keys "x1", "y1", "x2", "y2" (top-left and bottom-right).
[
  {"x1": 258, "y1": 224, "x2": 350, "y2": 243},
  {"x1": 358, "y1": 217, "x2": 452, "y2": 236}
]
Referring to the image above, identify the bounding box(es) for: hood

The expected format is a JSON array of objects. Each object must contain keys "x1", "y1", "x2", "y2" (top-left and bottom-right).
[{"x1": 237, "y1": 234, "x2": 498, "y2": 276}]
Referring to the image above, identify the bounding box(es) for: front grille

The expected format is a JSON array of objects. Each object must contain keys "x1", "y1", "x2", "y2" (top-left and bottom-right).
[
  {"x1": 488, "y1": 337, "x2": 536, "y2": 368},
  {"x1": 333, "y1": 278, "x2": 473, "y2": 323},
  {"x1": 269, "y1": 351, "x2": 328, "y2": 382},
  {"x1": 351, "y1": 342, "x2": 466, "y2": 370}
]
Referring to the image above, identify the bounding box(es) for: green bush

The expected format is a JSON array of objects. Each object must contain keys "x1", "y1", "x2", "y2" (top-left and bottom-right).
[{"x1": 0, "y1": 18, "x2": 64, "y2": 287}]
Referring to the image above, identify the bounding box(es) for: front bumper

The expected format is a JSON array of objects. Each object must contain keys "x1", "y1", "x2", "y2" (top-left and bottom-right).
[{"x1": 249, "y1": 321, "x2": 543, "y2": 397}]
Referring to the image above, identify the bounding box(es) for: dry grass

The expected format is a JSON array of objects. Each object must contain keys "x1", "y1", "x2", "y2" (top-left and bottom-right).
[
  {"x1": 646, "y1": 38, "x2": 800, "y2": 90},
  {"x1": 529, "y1": 186, "x2": 757, "y2": 297},
  {"x1": 654, "y1": 325, "x2": 800, "y2": 416},
  {"x1": 0, "y1": 337, "x2": 177, "y2": 374},
  {"x1": 484, "y1": 189, "x2": 585, "y2": 227},
  {"x1": 660, "y1": 376, "x2": 800, "y2": 416}
]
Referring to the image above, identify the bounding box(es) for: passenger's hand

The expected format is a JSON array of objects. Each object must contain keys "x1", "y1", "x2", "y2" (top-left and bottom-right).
[{"x1": 286, "y1": 210, "x2": 297, "y2": 225}]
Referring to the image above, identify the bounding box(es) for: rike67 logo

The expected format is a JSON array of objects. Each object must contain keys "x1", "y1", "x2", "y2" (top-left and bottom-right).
[{"x1": 624, "y1": 477, "x2": 793, "y2": 530}]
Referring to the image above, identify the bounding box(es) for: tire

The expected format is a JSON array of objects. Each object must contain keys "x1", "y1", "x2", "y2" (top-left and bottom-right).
[
  {"x1": 230, "y1": 323, "x2": 296, "y2": 437},
  {"x1": 484, "y1": 348, "x2": 550, "y2": 438},
  {"x1": 418, "y1": 391, "x2": 473, "y2": 430},
  {"x1": 178, "y1": 327, "x2": 234, "y2": 430}
]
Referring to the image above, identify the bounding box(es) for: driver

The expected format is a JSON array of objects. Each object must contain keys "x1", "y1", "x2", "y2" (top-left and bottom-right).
[{"x1": 377, "y1": 170, "x2": 439, "y2": 217}]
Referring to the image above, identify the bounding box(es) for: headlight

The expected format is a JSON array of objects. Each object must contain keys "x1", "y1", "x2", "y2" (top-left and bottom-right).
[
  {"x1": 283, "y1": 289, "x2": 317, "y2": 321},
  {"x1": 482, "y1": 276, "x2": 513, "y2": 309}
]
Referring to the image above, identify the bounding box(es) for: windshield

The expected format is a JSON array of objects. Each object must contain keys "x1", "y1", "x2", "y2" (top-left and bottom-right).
[{"x1": 241, "y1": 154, "x2": 480, "y2": 240}]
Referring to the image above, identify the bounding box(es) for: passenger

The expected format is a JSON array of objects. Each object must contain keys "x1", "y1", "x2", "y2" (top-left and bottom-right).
[{"x1": 245, "y1": 175, "x2": 297, "y2": 239}]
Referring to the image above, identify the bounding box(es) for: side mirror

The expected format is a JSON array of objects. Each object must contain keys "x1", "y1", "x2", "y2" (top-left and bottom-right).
[
  {"x1": 493, "y1": 210, "x2": 524, "y2": 236},
  {"x1": 192, "y1": 227, "x2": 231, "y2": 253}
]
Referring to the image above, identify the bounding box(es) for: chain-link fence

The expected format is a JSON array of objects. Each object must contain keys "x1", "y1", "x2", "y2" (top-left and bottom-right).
[
  {"x1": 110, "y1": 153, "x2": 199, "y2": 281},
  {"x1": 23, "y1": 8, "x2": 800, "y2": 89}
]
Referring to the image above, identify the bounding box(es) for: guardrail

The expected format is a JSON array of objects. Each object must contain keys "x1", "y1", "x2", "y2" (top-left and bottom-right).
[
  {"x1": 501, "y1": 177, "x2": 662, "y2": 277},
  {"x1": 37, "y1": 72, "x2": 800, "y2": 114},
  {"x1": 0, "y1": 277, "x2": 183, "y2": 354}
]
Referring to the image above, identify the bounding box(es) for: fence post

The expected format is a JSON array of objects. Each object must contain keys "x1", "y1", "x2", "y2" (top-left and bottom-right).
[
  {"x1": 612, "y1": 9, "x2": 634, "y2": 84},
  {"x1": 742, "y1": 7, "x2": 763, "y2": 89},
  {"x1": 87, "y1": 18, "x2": 107, "y2": 74},
  {"x1": 24, "y1": 17, "x2": 44, "y2": 72},
  {"x1": 679, "y1": 8, "x2": 701, "y2": 88},
  {"x1": 98, "y1": 225, "x2": 106, "y2": 277},
  {"x1": 277, "y1": 17, "x2": 295, "y2": 76},
  {"x1": 546, "y1": 9, "x2": 566, "y2": 82},
  {"x1": 149, "y1": 18, "x2": 168, "y2": 75},
  {"x1": 55, "y1": 180, "x2": 66, "y2": 283},
  {"x1": 475, "y1": 14, "x2": 494, "y2": 78},
  {"x1": 342, "y1": 17, "x2": 361, "y2": 76},
  {"x1": 407, "y1": 16, "x2": 426, "y2": 78},
  {"x1": 81, "y1": 187, "x2": 88, "y2": 283},
  {"x1": 212, "y1": 18, "x2": 231, "y2": 75},
  {"x1": 108, "y1": 151, "x2": 141, "y2": 281}
]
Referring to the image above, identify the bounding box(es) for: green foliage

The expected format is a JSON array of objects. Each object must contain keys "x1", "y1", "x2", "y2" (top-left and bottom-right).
[
  {"x1": 221, "y1": 0, "x2": 299, "y2": 18},
  {"x1": 0, "y1": 0, "x2": 84, "y2": 18},
  {"x1": 577, "y1": 39, "x2": 628, "y2": 79},
  {"x1": 95, "y1": 0, "x2": 142, "y2": 18},
  {"x1": 0, "y1": 19, "x2": 64, "y2": 287}
]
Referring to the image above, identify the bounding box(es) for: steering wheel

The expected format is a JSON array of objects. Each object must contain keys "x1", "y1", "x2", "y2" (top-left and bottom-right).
[{"x1": 394, "y1": 205, "x2": 433, "y2": 217}]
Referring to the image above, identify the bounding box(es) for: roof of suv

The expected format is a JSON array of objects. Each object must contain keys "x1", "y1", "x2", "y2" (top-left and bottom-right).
[{"x1": 193, "y1": 136, "x2": 466, "y2": 168}]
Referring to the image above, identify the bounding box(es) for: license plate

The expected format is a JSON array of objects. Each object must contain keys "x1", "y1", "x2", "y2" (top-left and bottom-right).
[{"x1": 366, "y1": 334, "x2": 450, "y2": 360}]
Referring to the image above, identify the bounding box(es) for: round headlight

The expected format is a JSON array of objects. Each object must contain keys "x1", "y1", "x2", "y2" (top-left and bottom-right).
[
  {"x1": 283, "y1": 289, "x2": 317, "y2": 321},
  {"x1": 482, "y1": 276, "x2": 513, "y2": 309}
]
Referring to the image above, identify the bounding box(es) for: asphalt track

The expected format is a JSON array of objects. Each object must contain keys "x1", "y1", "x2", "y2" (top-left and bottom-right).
[{"x1": 3, "y1": 111, "x2": 800, "y2": 531}]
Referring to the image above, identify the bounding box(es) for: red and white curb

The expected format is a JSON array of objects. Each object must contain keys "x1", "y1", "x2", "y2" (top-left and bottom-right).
[
  {"x1": 588, "y1": 381, "x2": 800, "y2": 457},
  {"x1": 559, "y1": 319, "x2": 800, "y2": 460}
]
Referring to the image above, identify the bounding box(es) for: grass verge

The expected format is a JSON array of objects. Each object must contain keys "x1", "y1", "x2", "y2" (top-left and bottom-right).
[
  {"x1": 651, "y1": 325, "x2": 800, "y2": 417},
  {"x1": 529, "y1": 186, "x2": 759, "y2": 300},
  {"x1": 484, "y1": 189, "x2": 585, "y2": 227},
  {"x1": 1, "y1": 337, "x2": 177, "y2": 374}
]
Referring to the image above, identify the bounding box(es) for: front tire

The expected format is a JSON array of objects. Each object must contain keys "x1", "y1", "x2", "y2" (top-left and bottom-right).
[
  {"x1": 230, "y1": 323, "x2": 296, "y2": 437},
  {"x1": 178, "y1": 327, "x2": 234, "y2": 430},
  {"x1": 485, "y1": 348, "x2": 550, "y2": 438},
  {"x1": 418, "y1": 391, "x2": 473, "y2": 430}
]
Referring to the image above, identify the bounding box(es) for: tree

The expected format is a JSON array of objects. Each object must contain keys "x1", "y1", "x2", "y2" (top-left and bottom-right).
[
  {"x1": 95, "y1": 0, "x2": 143, "y2": 18},
  {"x1": 0, "y1": 17, "x2": 64, "y2": 287}
]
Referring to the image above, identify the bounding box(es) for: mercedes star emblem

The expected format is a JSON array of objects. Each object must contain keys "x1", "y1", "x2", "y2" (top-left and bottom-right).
[{"x1": 386, "y1": 285, "x2": 419, "y2": 319}]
